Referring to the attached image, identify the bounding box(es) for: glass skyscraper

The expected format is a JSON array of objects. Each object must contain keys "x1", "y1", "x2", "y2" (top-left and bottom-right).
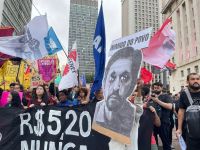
[
  {"x1": 68, "y1": 0, "x2": 98, "y2": 75},
  {"x1": 0, "y1": 0, "x2": 32, "y2": 35}
]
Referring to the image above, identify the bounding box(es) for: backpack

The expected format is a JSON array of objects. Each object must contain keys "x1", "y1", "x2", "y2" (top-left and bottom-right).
[{"x1": 185, "y1": 87, "x2": 200, "y2": 139}]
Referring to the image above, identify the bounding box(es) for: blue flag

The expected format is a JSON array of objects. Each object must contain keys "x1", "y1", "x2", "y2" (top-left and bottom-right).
[
  {"x1": 91, "y1": 3, "x2": 106, "y2": 96},
  {"x1": 45, "y1": 27, "x2": 63, "y2": 55},
  {"x1": 81, "y1": 73, "x2": 87, "y2": 87}
]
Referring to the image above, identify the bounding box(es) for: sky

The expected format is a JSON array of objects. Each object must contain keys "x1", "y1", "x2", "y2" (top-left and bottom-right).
[{"x1": 32, "y1": 0, "x2": 122, "y2": 66}]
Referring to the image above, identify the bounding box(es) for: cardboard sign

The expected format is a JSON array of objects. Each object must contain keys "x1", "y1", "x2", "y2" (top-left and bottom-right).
[
  {"x1": 93, "y1": 47, "x2": 143, "y2": 146},
  {"x1": 31, "y1": 74, "x2": 43, "y2": 88},
  {"x1": 109, "y1": 27, "x2": 152, "y2": 56},
  {"x1": 38, "y1": 58, "x2": 57, "y2": 83}
]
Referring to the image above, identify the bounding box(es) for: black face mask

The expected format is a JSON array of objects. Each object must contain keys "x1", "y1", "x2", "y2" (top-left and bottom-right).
[
  {"x1": 189, "y1": 83, "x2": 200, "y2": 91},
  {"x1": 153, "y1": 90, "x2": 161, "y2": 95}
]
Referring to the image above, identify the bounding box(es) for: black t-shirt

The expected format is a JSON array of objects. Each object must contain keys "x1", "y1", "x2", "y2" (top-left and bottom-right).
[
  {"x1": 158, "y1": 94, "x2": 172, "y2": 124},
  {"x1": 138, "y1": 108, "x2": 154, "y2": 150},
  {"x1": 179, "y1": 90, "x2": 200, "y2": 109}
]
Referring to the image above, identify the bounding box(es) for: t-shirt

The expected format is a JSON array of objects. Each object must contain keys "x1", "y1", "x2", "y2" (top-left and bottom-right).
[
  {"x1": 179, "y1": 90, "x2": 200, "y2": 109},
  {"x1": 158, "y1": 94, "x2": 172, "y2": 124},
  {"x1": 138, "y1": 108, "x2": 154, "y2": 150}
]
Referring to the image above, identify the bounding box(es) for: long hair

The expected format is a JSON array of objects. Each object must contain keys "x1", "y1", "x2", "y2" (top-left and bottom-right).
[
  {"x1": 78, "y1": 87, "x2": 88, "y2": 98},
  {"x1": 31, "y1": 85, "x2": 48, "y2": 104},
  {"x1": 10, "y1": 91, "x2": 22, "y2": 108}
]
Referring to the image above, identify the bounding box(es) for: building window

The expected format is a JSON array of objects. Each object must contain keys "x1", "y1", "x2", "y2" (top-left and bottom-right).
[
  {"x1": 195, "y1": 66, "x2": 199, "y2": 73},
  {"x1": 187, "y1": 68, "x2": 191, "y2": 75},
  {"x1": 181, "y1": 70, "x2": 184, "y2": 77}
]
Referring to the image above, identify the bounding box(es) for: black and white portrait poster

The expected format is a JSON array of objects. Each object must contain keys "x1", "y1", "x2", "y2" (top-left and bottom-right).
[{"x1": 92, "y1": 46, "x2": 143, "y2": 149}]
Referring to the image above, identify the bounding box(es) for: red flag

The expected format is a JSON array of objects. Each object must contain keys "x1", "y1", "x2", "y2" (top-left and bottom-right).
[
  {"x1": 0, "y1": 27, "x2": 14, "y2": 37},
  {"x1": 165, "y1": 60, "x2": 176, "y2": 70},
  {"x1": 140, "y1": 67, "x2": 153, "y2": 84},
  {"x1": 142, "y1": 19, "x2": 175, "y2": 68}
]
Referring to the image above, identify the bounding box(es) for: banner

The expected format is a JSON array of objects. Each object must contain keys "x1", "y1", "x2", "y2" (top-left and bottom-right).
[
  {"x1": 0, "y1": 104, "x2": 110, "y2": 150},
  {"x1": 93, "y1": 46, "x2": 143, "y2": 147},
  {"x1": 31, "y1": 74, "x2": 43, "y2": 88},
  {"x1": 109, "y1": 28, "x2": 152, "y2": 56},
  {"x1": 38, "y1": 58, "x2": 57, "y2": 83},
  {"x1": 0, "y1": 15, "x2": 49, "y2": 60}
]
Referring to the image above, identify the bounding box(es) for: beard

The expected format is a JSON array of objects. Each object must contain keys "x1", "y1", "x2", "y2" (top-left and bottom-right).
[
  {"x1": 189, "y1": 83, "x2": 200, "y2": 91},
  {"x1": 153, "y1": 90, "x2": 161, "y2": 95}
]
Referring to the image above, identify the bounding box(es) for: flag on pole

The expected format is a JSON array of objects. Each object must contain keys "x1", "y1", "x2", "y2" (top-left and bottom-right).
[
  {"x1": 91, "y1": 2, "x2": 106, "y2": 95},
  {"x1": 68, "y1": 41, "x2": 79, "y2": 70},
  {"x1": 142, "y1": 19, "x2": 176, "y2": 68},
  {"x1": 80, "y1": 73, "x2": 86, "y2": 87},
  {"x1": 58, "y1": 42, "x2": 79, "y2": 91},
  {"x1": 0, "y1": 15, "x2": 49, "y2": 60},
  {"x1": 44, "y1": 27, "x2": 63, "y2": 55},
  {"x1": 140, "y1": 67, "x2": 153, "y2": 84}
]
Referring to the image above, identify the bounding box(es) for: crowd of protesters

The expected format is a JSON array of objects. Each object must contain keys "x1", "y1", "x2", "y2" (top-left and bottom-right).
[{"x1": 0, "y1": 72, "x2": 200, "y2": 150}]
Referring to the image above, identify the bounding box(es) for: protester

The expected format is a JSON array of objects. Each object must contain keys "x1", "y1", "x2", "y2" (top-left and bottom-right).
[
  {"x1": 13, "y1": 82, "x2": 29, "y2": 108},
  {"x1": 68, "y1": 86, "x2": 79, "y2": 100},
  {"x1": 151, "y1": 82, "x2": 173, "y2": 150},
  {"x1": 9, "y1": 82, "x2": 15, "y2": 92},
  {"x1": 45, "y1": 83, "x2": 58, "y2": 105},
  {"x1": 29, "y1": 85, "x2": 48, "y2": 107},
  {"x1": 92, "y1": 88, "x2": 104, "y2": 102},
  {"x1": 176, "y1": 73, "x2": 200, "y2": 150},
  {"x1": 173, "y1": 93, "x2": 180, "y2": 130},
  {"x1": 0, "y1": 88, "x2": 3, "y2": 100},
  {"x1": 14, "y1": 82, "x2": 21, "y2": 92},
  {"x1": 57, "y1": 89, "x2": 70, "y2": 107},
  {"x1": 138, "y1": 86, "x2": 161, "y2": 150},
  {"x1": 78, "y1": 87, "x2": 90, "y2": 105},
  {"x1": 5, "y1": 91, "x2": 23, "y2": 108}
]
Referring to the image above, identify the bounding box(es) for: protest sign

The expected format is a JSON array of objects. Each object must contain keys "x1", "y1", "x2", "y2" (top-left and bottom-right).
[
  {"x1": 109, "y1": 27, "x2": 152, "y2": 56},
  {"x1": 93, "y1": 46, "x2": 143, "y2": 146},
  {"x1": 31, "y1": 74, "x2": 43, "y2": 88},
  {"x1": 0, "y1": 104, "x2": 110, "y2": 150},
  {"x1": 38, "y1": 58, "x2": 57, "y2": 83},
  {"x1": 0, "y1": 60, "x2": 25, "y2": 90}
]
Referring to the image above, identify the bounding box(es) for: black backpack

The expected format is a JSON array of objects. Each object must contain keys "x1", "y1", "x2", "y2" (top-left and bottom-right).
[{"x1": 185, "y1": 87, "x2": 200, "y2": 139}]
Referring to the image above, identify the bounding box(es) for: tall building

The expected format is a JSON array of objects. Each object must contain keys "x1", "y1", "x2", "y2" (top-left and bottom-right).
[
  {"x1": 162, "y1": 0, "x2": 200, "y2": 93},
  {"x1": 122, "y1": 0, "x2": 160, "y2": 36},
  {"x1": 0, "y1": 0, "x2": 32, "y2": 35},
  {"x1": 68, "y1": 0, "x2": 98, "y2": 75},
  {"x1": 122, "y1": 0, "x2": 166, "y2": 85}
]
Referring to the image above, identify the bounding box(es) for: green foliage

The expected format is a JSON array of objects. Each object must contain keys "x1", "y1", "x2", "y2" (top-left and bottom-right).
[{"x1": 85, "y1": 73, "x2": 94, "y2": 83}]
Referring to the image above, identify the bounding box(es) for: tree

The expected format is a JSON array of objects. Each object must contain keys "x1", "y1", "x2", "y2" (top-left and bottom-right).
[{"x1": 85, "y1": 73, "x2": 94, "y2": 83}]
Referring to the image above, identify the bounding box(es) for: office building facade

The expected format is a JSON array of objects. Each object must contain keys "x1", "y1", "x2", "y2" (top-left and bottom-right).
[
  {"x1": 162, "y1": 0, "x2": 200, "y2": 93},
  {"x1": 122, "y1": 0, "x2": 166, "y2": 84},
  {"x1": 68, "y1": 0, "x2": 98, "y2": 75},
  {"x1": 0, "y1": 0, "x2": 32, "y2": 35}
]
